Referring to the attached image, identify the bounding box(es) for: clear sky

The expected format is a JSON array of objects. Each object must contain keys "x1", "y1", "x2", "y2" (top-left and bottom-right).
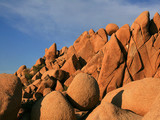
[{"x1": 0, "y1": 0, "x2": 159, "y2": 74}]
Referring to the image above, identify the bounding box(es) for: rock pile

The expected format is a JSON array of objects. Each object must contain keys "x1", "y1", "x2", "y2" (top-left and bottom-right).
[{"x1": 0, "y1": 11, "x2": 160, "y2": 120}]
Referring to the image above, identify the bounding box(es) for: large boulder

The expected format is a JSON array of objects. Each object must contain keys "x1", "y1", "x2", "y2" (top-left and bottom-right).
[
  {"x1": 98, "y1": 34, "x2": 125, "y2": 99},
  {"x1": 67, "y1": 73, "x2": 99, "y2": 111},
  {"x1": 86, "y1": 103, "x2": 142, "y2": 120},
  {"x1": 106, "y1": 23, "x2": 119, "y2": 36},
  {"x1": 0, "y1": 74, "x2": 22, "y2": 120},
  {"x1": 101, "y1": 78, "x2": 160, "y2": 116},
  {"x1": 31, "y1": 91, "x2": 76, "y2": 120}
]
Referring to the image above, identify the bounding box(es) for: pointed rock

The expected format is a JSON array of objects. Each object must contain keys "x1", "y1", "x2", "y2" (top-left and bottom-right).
[{"x1": 98, "y1": 34, "x2": 125, "y2": 99}]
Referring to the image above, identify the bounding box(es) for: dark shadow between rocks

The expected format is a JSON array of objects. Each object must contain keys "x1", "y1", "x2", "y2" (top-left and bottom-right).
[
  {"x1": 111, "y1": 90, "x2": 124, "y2": 108},
  {"x1": 78, "y1": 57, "x2": 87, "y2": 67}
]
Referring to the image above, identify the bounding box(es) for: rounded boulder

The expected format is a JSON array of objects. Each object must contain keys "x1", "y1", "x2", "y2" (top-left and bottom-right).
[
  {"x1": 31, "y1": 91, "x2": 76, "y2": 120},
  {"x1": 67, "y1": 73, "x2": 99, "y2": 111},
  {"x1": 106, "y1": 23, "x2": 119, "y2": 36}
]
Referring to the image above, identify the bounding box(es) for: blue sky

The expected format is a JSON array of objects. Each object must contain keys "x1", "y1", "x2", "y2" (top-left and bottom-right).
[{"x1": 0, "y1": 0, "x2": 159, "y2": 73}]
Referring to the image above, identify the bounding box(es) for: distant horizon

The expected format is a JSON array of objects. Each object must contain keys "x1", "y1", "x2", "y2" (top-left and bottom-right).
[{"x1": 0, "y1": 0, "x2": 159, "y2": 74}]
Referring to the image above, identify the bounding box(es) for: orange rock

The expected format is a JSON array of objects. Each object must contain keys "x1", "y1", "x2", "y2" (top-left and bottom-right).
[
  {"x1": 131, "y1": 11, "x2": 150, "y2": 48},
  {"x1": 35, "y1": 58, "x2": 45, "y2": 66},
  {"x1": 43, "y1": 88, "x2": 52, "y2": 96},
  {"x1": 96, "y1": 28, "x2": 108, "y2": 43},
  {"x1": 90, "y1": 32, "x2": 107, "y2": 53},
  {"x1": 41, "y1": 69, "x2": 65, "y2": 81},
  {"x1": 77, "y1": 40, "x2": 95, "y2": 65},
  {"x1": 32, "y1": 79, "x2": 42, "y2": 88},
  {"x1": 89, "y1": 29, "x2": 95, "y2": 36},
  {"x1": 61, "y1": 54, "x2": 81, "y2": 80},
  {"x1": 45, "y1": 43, "x2": 57, "y2": 68},
  {"x1": 142, "y1": 91, "x2": 160, "y2": 120},
  {"x1": 32, "y1": 72, "x2": 42, "y2": 81},
  {"x1": 0, "y1": 74, "x2": 22, "y2": 120},
  {"x1": 17, "y1": 65, "x2": 26, "y2": 75},
  {"x1": 98, "y1": 34, "x2": 125, "y2": 99},
  {"x1": 59, "y1": 46, "x2": 68, "y2": 56},
  {"x1": 67, "y1": 73, "x2": 99, "y2": 111},
  {"x1": 66, "y1": 45, "x2": 77, "y2": 60},
  {"x1": 102, "y1": 78, "x2": 160, "y2": 116},
  {"x1": 19, "y1": 75, "x2": 28, "y2": 86},
  {"x1": 82, "y1": 50, "x2": 104, "y2": 80},
  {"x1": 36, "y1": 75, "x2": 56, "y2": 94},
  {"x1": 64, "y1": 70, "x2": 82, "y2": 87},
  {"x1": 123, "y1": 68, "x2": 133, "y2": 86},
  {"x1": 150, "y1": 12, "x2": 160, "y2": 35},
  {"x1": 153, "y1": 34, "x2": 160, "y2": 50},
  {"x1": 126, "y1": 37, "x2": 144, "y2": 80},
  {"x1": 73, "y1": 31, "x2": 90, "y2": 52},
  {"x1": 86, "y1": 103, "x2": 142, "y2": 120},
  {"x1": 31, "y1": 91, "x2": 76, "y2": 120},
  {"x1": 106, "y1": 23, "x2": 119, "y2": 36},
  {"x1": 116, "y1": 24, "x2": 131, "y2": 52}
]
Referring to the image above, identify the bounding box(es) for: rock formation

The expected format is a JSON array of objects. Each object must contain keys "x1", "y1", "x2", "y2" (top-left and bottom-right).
[{"x1": 1, "y1": 11, "x2": 160, "y2": 120}]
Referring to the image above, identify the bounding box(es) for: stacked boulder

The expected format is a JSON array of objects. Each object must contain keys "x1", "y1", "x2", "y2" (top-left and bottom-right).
[{"x1": 1, "y1": 11, "x2": 159, "y2": 119}]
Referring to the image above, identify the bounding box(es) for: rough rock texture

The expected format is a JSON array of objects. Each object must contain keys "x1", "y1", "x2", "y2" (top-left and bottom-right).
[
  {"x1": 31, "y1": 91, "x2": 76, "y2": 120},
  {"x1": 67, "y1": 73, "x2": 99, "y2": 111},
  {"x1": 86, "y1": 103, "x2": 142, "y2": 120},
  {"x1": 0, "y1": 74, "x2": 22, "y2": 120},
  {"x1": 101, "y1": 78, "x2": 160, "y2": 116}
]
